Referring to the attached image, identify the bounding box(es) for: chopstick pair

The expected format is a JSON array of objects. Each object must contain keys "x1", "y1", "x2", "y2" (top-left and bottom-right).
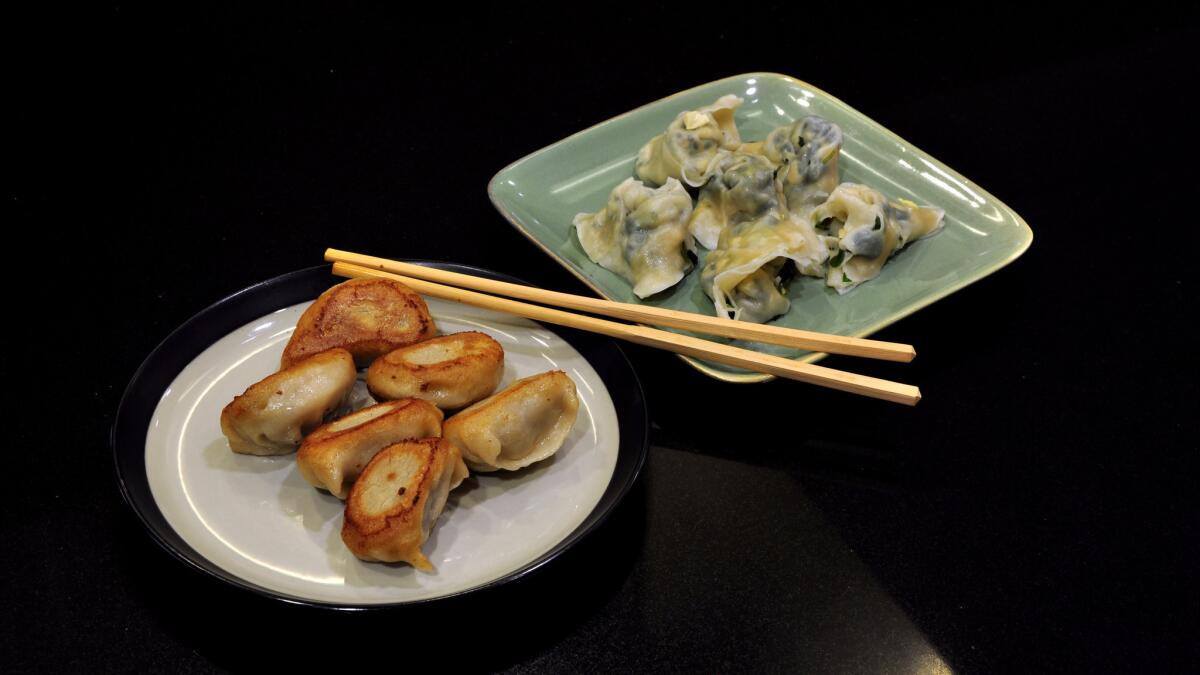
[{"x1": 325, "y1": 248, "x2": 921, "y2": 405}]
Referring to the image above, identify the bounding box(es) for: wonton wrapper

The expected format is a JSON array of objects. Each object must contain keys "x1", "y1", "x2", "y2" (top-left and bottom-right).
[
  {"x1": 634, "y1": 95, "x2": 745, "y2": 187},
  {"x1": 688, "y1": 152, "x2": 781, "y2": 250},
  {"x1": 700, "y1": 212, "x2": 828, "y2": 323},
  {"x1": 764, "y1": 116, "x2": 844, "y2": 220},
  {"x1": 573, "y1": 178, "x2": 694, "y2": 298},
  {"x1": 816, "y1": 183, "x2": 944, "y2": 293}
]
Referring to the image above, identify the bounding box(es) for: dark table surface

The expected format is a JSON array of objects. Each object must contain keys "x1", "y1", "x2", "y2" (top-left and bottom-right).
[{"x1": 7, "y1": 8, "x2": 1198, "y2": 673}]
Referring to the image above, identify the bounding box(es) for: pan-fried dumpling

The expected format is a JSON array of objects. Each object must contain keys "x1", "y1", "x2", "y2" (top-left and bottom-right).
[
  {"x1": 634, "y1": 95, "x2": 744, "y2": 187},
  {"x1": 688, "y1": 152, "x2": 780, "y2": 250},
  {"x1": 367, "y1": 331, "x2": 504, "y2": 410},
  {"x1": 341, "y1": 438, "x2": 468, "y2": 570},
  {"x1": 296, "y1": 398, "x2": 444, "y2": 499},
  {"x1": 442, "y1": 371, "x2": 579, "y2": 472},
  {"x1": 281, "y1": 278, "x2": 437, "y2": 369},
  {"x1": 220, "y1": 348, "x2": 357, "y2": 456},
  {"x1": 700, "y1": 211, "x2": 828, "y2": 323},
  {"x1": 573, "y1": 177, "x2": 694, "y2": 298},
  {"x1": 816, "y1": 183, "x2": 944, "y2": 293},
  {"x1": 765, "y1": 116, "x2": 843, "y2": 219}
]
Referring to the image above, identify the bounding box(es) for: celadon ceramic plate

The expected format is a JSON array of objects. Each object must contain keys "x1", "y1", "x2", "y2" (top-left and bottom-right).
[
  {"x1": 489, "y1": 72, "x2": 1033, "y2": 383},
  {"x1": 112, "y1": 264, "x2": 648, "y2": 608}
]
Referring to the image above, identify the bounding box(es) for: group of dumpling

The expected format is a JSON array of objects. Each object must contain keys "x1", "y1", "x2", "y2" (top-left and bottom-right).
[
  {"x1": 218, "y1": 277, "x2": 579, "y2": 572},
  {"x1": 573, "y1": 95, "x2": 945, "y2": 323}
]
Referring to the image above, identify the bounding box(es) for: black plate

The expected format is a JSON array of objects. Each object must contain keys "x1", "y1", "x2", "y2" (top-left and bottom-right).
[{"x1": 111, "y1": 262, "x2": 649, "y2": 609}]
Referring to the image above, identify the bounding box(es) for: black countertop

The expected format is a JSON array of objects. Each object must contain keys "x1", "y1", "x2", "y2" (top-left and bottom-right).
[{"x1": 6, "y1": 9, "x2": 1197, "y2": 673}]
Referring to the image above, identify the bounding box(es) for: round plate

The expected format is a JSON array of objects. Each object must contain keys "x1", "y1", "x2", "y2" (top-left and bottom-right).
[{"x1": 112, "y1": 263, "x2": 648, "y2": 609}]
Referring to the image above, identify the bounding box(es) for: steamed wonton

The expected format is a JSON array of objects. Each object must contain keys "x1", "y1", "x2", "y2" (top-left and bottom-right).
[
  {"x1": 688, "y1": 152, "x2": 780, "y2": 250},
  {"x1": 764, "y1": 116, "x2": 843, "y2": 219},
  {"x1": 815, "y1": 183, "x2": 944, "y2": 293},
  {"x1": 692, "y1": 116, "x2": 843, "y2": 322},
  {"x1": 573, "y1": 177, "x2": 694, "y2": 298},
  {"x1": 700, "y1": 211, "x2": 828, "y2": 323},
  {"x1": 634, "y1": 95, "x2": 745, "y2": 187}
]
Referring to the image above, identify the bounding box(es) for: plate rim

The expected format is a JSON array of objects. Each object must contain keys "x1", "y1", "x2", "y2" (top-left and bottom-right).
[
  {"x1": 487, "y1": 71, "x2": 1034, "y2": 383},
  {"x1": 111, "y1": 262, "x2": 649, "y2": 610}
]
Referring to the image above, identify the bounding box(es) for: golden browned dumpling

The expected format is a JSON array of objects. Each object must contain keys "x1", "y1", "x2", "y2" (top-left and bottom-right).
[
  {"x1": 296, "y1": 399, "x2": 444, "y2": 499},
  {"x1": 220, "y1": 348, "x2": 357, "y2": 456},
  {"x1": 281, "y1": 278, "x2": 437, "y2": 369},
  {"x1": 366, "y1": 331, "x2": 504, "y2": 410},
  {"x1": 442, "y1": 371, "x2": 579, "y2": 472},
  {"x1": 341, "y1": 438, "x2": 468, "y2": 570}
]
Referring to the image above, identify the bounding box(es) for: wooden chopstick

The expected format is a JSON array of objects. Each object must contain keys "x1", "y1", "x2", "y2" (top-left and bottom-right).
[
  {"x1": 325, "y1": 248, "x2": 915, "y2": 362},
  {"x1": 331, "y1": 260, "x2": 921, "y2": 406}
]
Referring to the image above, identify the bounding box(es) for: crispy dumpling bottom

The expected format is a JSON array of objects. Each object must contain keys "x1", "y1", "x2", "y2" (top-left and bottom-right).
[
  {"x1": 366, "y1": 331, "x2": 504, "y2": 410},
  {"x1": 341, "y1": 438, "x2": 468, "y2": 571},
  {"x1": 281, "y1": 277, "x2": 437, "y2": 369}
]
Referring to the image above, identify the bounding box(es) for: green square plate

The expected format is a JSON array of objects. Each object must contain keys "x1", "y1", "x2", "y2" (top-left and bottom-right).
[{"x1": 488, "y1": 72, "x2": 1032, "y2": 383}]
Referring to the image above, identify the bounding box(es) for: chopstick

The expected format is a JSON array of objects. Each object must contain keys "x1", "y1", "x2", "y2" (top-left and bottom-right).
[
  {"x1": 330, "y1": 260, "x2": 921, "y2": 406},
  {"x1": 325, "y1": 248, "x2": 915, "y2": 362}
]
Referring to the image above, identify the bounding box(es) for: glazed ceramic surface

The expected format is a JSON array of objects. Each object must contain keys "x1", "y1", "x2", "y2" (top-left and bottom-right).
[{"x1": 489, "y1": 73, "x2": 1032, "y2": 382}]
